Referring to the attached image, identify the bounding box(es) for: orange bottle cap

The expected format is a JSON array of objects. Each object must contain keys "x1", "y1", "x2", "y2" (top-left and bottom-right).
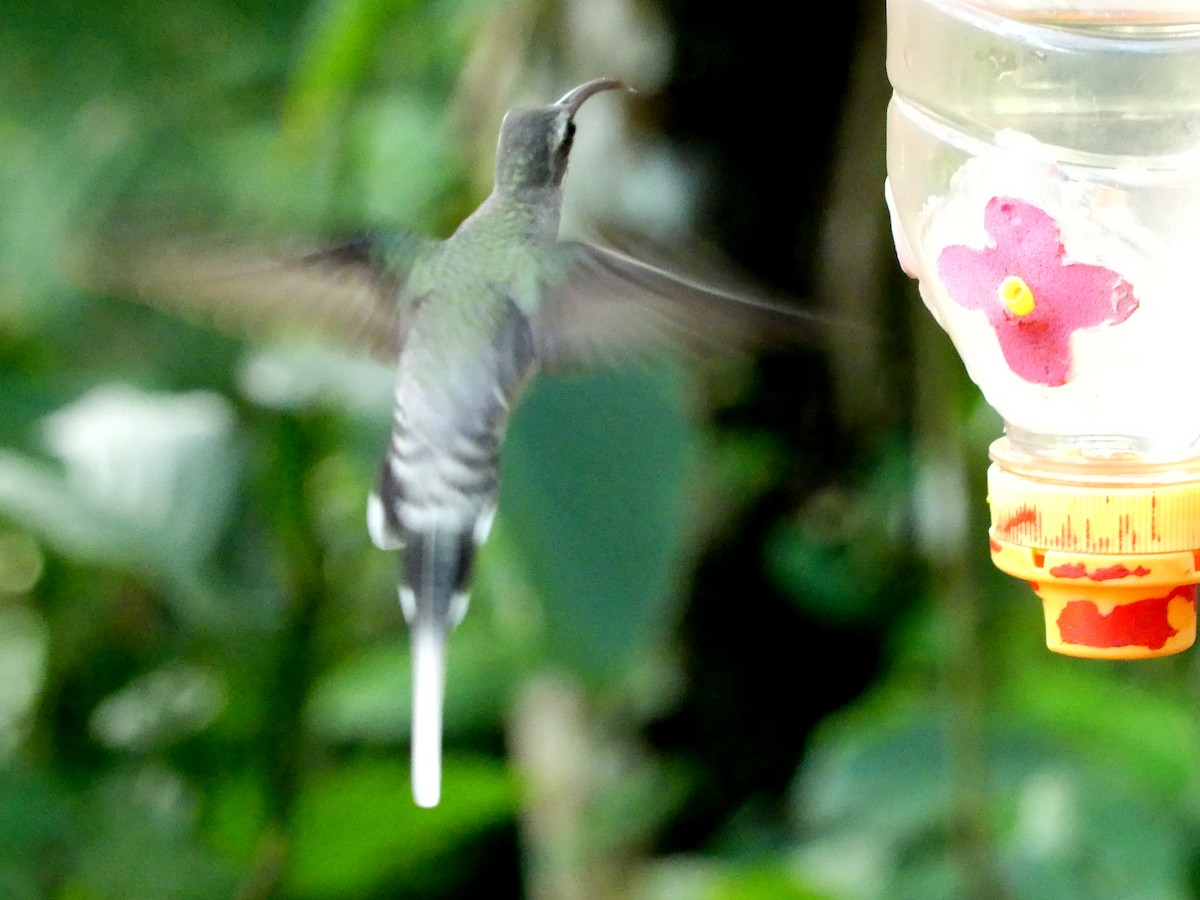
[{"x1": 988, "y1": 442, "x2": 1200, "y2": 659}]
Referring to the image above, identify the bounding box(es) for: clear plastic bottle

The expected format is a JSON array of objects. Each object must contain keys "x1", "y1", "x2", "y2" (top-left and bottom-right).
[{"x1": 886, "y1": 1, "x2": 1200, "y2": 658}]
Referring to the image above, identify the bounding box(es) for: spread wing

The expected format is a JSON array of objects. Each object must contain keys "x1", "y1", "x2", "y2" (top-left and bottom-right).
[
  {"x1": 532, "y1": 240, "x2": 837, "y2": 374},
  {"x1": 81, "y1": 231, "x2": 432, "y2": 362}
]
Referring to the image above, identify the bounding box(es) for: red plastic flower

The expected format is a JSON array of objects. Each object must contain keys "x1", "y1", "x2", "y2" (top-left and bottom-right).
[{"x1": 936, "y1": 197, "x2": 1138, "y2": 386}]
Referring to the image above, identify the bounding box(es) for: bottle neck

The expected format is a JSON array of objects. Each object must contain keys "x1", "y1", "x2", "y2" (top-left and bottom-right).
[{"x1": 993, "y1": 428, "x2": 1200, "y2": 486}]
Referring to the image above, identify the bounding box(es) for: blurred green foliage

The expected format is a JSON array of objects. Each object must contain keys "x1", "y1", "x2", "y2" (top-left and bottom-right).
[{"x1": 3, "y1": 1, "x2": 1200, "y2": 898}]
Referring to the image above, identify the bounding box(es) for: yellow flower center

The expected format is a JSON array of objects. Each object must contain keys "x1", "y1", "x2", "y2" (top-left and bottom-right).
[{"x1": 998, "y1": 275, "x2": 1035, "y2": 316}]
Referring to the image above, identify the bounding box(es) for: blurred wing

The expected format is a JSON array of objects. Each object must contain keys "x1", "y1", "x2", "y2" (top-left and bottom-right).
[
  {"x1": 83, "y1": 231, "x2": 432, "y2": 362},
  {"x1": 533, "y1": 240, "x2": 833, "y2": 374}
]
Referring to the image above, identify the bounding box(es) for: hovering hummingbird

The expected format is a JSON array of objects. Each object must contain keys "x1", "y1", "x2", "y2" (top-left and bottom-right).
[{"x1": 94, "y1": 78, "x2": 830, "y2": 807}]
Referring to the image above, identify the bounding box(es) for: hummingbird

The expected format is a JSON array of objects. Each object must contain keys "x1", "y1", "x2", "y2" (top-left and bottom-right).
[{"x1": 92, "y1": 78, "x2": 829, "y2": 807}]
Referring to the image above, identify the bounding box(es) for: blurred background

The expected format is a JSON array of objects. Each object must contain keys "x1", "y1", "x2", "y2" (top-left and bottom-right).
[{"x1": 2, "y1": 0, "x2": 1200, "y2": 898}]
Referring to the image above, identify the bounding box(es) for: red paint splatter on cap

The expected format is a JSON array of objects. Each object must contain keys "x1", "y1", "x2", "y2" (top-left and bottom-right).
[
  {"x1": 998, "y1": 505, "x2": 1038, "y2": 534},
  {"x1": 1049, "y1": 562, "x2": 1087, "y2": 578},
  {"x1": 937, "y1": 197, "x2": 1138, "y2": 386},
  {"x1": 1089, "y1": 564, "x2": 1150, "y2": 581},
  {"x1": 1057, "y1": 585, "x2": 1196, "y2": 650},
  {"x1": 1049, "y1": 562, "x2": 1150, "y2": 581}
]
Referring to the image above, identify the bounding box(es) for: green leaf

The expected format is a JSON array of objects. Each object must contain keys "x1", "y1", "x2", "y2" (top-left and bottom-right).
[
  {"x1": 996, "y1": 655, "x2": 1200, "y2": 805},
  {"x1": 0, "y1": 765, "x2": 75, "y2": 862},
  {"x1": 792, "y1": 694, "x2": 1195, "y2": 899},
  {"x1": 639, "y1": 857, "x2": 834, "y2": 900},
  {"x1": 305, "y1": 620, "x2": 516, "y2": 745},
  {"x1": 67, "y1": 766, "x2": 239, "y2": 900},
  {"x1": 285, "y1": 0, "x2": 414, "y2": 144},
  {"x1": 495, "y1": 368, "x2": 697, "y2": 682},
  {"x1": 0, "y1": 388, "x2": 243, "y2": 628},
  {"x1": 284, "y1": 755, "x2": 514, "y2": 898}
]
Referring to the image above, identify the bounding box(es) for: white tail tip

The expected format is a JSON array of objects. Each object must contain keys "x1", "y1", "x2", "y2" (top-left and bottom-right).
[{"x1": 411, "y1": 623, "x2": 446, "y2": 808}]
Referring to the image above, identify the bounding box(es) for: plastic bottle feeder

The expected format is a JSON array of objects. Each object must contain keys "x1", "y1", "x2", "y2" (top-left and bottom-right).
[{"x1": 885, "y1": 1, "x2": 1200, "y2": 658}]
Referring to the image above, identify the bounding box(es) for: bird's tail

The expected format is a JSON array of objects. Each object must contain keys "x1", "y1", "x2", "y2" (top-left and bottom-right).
[{"x1": 402, "y1": 525, "x2": 474, "y2": 808}]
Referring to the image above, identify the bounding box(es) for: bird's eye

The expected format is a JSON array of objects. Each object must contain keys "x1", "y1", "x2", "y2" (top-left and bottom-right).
[{"x1": 555, "y1": 118, "x2": 575, "y2": 150}]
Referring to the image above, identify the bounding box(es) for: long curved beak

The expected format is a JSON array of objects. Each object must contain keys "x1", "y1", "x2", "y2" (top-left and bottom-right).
[{"x1": 554, "y1": 78, "x2": 630, "y2": 117}]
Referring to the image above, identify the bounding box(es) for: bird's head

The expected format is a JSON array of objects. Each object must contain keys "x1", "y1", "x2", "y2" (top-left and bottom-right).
[{"x1": 493, "y1": 78, "x2": 629, "y2": 195}]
